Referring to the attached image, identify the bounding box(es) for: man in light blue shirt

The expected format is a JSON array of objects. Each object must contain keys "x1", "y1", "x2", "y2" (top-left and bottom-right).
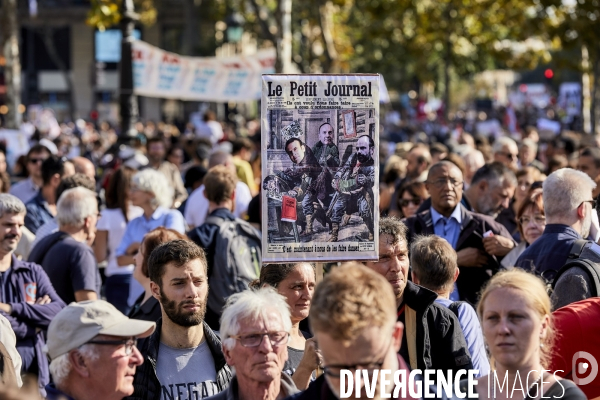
[
  {"x1": 410, "y1": 234, "x2": 490, "y2": 377},
  {"x1": 403, "y1": 161, "x2": 516, "y2": 304}
]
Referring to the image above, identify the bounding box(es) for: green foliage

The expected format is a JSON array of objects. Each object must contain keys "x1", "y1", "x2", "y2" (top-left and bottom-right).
[{"x1": 87, "y1": 0, "x2": 157, "y2": 30}]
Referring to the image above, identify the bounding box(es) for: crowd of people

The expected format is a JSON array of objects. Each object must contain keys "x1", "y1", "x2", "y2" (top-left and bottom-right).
[{"x1": 0, "y1": 111, "x2": 599, "y2": 400}]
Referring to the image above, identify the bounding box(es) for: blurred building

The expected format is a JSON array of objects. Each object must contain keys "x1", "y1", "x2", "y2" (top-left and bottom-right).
[{"x1": 1, "y1": 0, "x2": 221, "y2": 125}]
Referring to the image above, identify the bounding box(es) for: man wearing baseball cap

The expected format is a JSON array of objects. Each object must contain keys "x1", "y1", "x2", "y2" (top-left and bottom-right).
[{"x1": 45, "y1": 300, "x2": 155, "y2": 400}]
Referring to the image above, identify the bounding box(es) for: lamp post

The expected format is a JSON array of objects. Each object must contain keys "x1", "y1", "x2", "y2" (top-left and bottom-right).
[{"x1": 119, "y1": 0, "x2": 140, "y2": 139}]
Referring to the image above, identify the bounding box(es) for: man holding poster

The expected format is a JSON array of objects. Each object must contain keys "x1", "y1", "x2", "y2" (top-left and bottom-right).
[{"x1": 329, "y1": 135, "x2": 376, "y2": 242}]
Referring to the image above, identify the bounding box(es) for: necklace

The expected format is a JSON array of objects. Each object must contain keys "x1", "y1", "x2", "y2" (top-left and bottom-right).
[{"x1": 490, "y1": 371, "x2": 545, "y2": 400}]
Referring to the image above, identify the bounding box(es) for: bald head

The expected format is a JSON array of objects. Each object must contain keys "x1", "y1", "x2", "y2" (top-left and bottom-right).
[
  {"x1": 208, "y1": 151, "x2": 236, "y2": 176},
  {"x1": 72, "y1": 157, "x2": 95, "y2": 181}
]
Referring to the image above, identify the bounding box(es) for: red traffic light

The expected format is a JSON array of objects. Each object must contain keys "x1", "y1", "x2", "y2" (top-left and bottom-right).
[{"x1": 544, "y1": 69, "x2": 554, "y2": 79}]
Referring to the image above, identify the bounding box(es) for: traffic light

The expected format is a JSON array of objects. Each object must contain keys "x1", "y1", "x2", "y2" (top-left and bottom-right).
[{"x1": 544, "y1": 69, "x2": 554, "y2": 79}]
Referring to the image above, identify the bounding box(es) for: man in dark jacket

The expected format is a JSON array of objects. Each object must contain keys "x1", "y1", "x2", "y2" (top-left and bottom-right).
[
  {"x1": 0, "y1": 194, "x2": 65, "y2": 394},
  {"x1": 206, "y1": 289, "x2": 299, "y2": 400},
  {"x1": 128, "y1": 239, "x2": 232, "y2": 400},
  {"x1": 515, "y1": 168, "x2": 598, "y2": 309},
  {"x1": 366, "y1": 217, "x2": 473, "y2": 373},
  {"x1": 403, "y1": 161, "x2": 515, "y2": 304},
  {"x1": 286, "y1": 263, "x2": 454, "y2": 400}
]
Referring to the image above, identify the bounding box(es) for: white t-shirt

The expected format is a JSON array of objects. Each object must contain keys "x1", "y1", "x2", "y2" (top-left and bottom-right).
[
  {"x1": 96, "y1": 206, "x2": 143, "y2": 276},
  {"x1": 195, "y1": 120, "x2": 224, "y2": 146},
  {"x1": 156, "y1": 340, "x2": 218, "y2": 399},
  {"x1": 184, "y1": 181, "x2": 252, "y2": 228}
]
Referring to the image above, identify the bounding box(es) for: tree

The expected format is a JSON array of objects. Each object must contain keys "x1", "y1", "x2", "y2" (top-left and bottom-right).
[
  {"x1": 345, "y1": 0, "x2": 550, "y2": 116},
  {"x1": 534, "y1": 0, "x2": 600, "y2": 133},
  {"x1": 87, "y1": 0, "x2": 157, "y2": 31},
  {"x1": 0, "y1": 0, "x2": 22, "y2": 129}
]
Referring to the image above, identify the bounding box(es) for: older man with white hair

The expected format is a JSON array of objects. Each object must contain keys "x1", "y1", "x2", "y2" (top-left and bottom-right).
[
  {"x1": 206, "y1": 288, "x2": 299, "y2": 400},
  {"x1": 45, "y1": 300, "x2": 155, "y2": 400},
  {"x1": 515, "y1": 168, "x2": 599, "y2": 308},
  {"x1": 28, "y1": 187, "x2": 101, "y2": 304},
  {"x1": 492, "y1": 136, "x2": 519, "y2": 170}
]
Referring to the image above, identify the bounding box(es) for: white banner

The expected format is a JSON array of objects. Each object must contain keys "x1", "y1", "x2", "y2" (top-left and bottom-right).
[
  {"x1": 132, "y1": 40, "x2": 275, "y2": 102},
  {"x1": 261, "y1": 74, "x2": 380, "y2": 263}
]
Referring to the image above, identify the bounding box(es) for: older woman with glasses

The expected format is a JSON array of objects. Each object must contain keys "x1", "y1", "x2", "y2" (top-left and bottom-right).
[
  {"x1": 116, "y1": 169, "x2": 186, "y2": 312},
  {"x1": 502, "y1": 189, "x2": 546, "y2": 268}
]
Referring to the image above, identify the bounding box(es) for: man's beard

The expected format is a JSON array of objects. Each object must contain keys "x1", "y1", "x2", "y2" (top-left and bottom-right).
[
  {"x1": 476, "y1": 197, "x2": 500, "y2": 219},
  {"x1": 582, "y1": 212, "x2": 592, "y2": 239},
  {"x1": 357, "y1": 152, "x2": 371, "y2": 163},
  {"x1": 159, "y1": 288, "x2": 207, "y2": 327}
]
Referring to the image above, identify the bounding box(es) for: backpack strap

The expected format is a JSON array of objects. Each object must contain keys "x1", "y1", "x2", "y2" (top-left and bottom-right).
[
  {"x1": 448, "y1": 301, "x2": 465, "y2": 319},
  {"x1": 569, "y1": 238, "x2": 589, "y2": 259},
  {"x1": 29, "y1": 232, "x2": 69, "y2": 265},
  {"x1": 205, "y1": 215, "x2": 225, "y2": 227},
  {"x1": 552, "y1": 241, "x2": 600, "y2": 297}
]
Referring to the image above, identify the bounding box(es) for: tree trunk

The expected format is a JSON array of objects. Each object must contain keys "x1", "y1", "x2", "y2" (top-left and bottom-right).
[
  {"x1": 1, "y1": 0, "x2": 22, "y2": 129},
  {"x1": 39, "y1": 26, "x2": 76, "y2": 122},
  {"x1": 278, "y1": 0, "x2": 292, "y2": 73},
  {"x1": 319, "y1": 1, "x2": 339, "y2": 73},
  {"x1": 582, "y1": 45, "x2": 592, "y2": 134},
  {"x1": 593, "y1": 46, "x2": 600, "y2": 135}
]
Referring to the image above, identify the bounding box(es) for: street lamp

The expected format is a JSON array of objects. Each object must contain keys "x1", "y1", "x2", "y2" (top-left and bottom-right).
[
  {"x1": 225, "y1": 13, "x2": 244, "y2": 44},
  {"x1": 119, "y1": 0, "x2": 140, "y2": 139}
]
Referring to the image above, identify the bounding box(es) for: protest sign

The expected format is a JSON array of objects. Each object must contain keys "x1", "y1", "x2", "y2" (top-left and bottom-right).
[
  {"x1": 132, "y1": 40, "x2": 275, "y2": 102},
  {"x1": 261, "y1": 74, "x2": 380, "y2": 262}
]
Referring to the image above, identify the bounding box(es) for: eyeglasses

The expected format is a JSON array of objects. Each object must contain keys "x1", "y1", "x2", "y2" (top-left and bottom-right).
[
  {"x1": 86, "y1": 338, "x2": 138, "y2": 356},
  {"x1": 581, "y1": 199, "x2": 597, "y2": 209},
  {"x1": 28, "y1": 158, "x2": 44, "y2": 164},
  {"x1": 519, "y1": 215, "x2": 546, "y2": 226},
  {"x1": 399, "y1": 198, "x2": 423, "y2": 208},
  {"x1": 426, "y1": 178, "x2": 463, "y2": 189},
  {"x1": 498, "y1": 151, "x2": 518, "y2": 160},
  {"x1": 229, "y1": 331, "x2": 289, "y2": 348},
  {"x1": 322, "y1": 339, "x2": 392, "y2": 380}
]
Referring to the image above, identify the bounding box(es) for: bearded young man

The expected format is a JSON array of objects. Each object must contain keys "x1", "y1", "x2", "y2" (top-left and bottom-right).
[{"x1": 128, "y1": 240, "x2": 232, "y2": 400}]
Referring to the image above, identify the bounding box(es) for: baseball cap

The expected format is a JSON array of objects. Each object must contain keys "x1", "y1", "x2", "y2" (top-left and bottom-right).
[{"x1": 46, "y1": 300, "x2": 155, "y2": 360}]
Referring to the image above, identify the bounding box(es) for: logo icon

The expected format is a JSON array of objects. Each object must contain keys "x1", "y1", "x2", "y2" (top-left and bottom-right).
[{"x1": 572, "y1": 351, "x2": 598, "y2": 386}]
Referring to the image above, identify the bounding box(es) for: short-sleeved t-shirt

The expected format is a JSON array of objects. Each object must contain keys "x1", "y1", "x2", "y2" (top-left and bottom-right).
[
  {"x1": 96, "y1": 206, "x2": 143, "y2": 276},
  {"x1": 156, "y1": 340, "x2": 219, "y2": 400},
  {"x1": 29, "y1": 232, "x2": 101, "y2": 304}
]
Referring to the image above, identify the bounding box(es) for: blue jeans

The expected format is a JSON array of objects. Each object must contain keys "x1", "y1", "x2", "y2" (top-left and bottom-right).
[{"x1": 105, "y1": 274, "x2": 132, "y2": 314}]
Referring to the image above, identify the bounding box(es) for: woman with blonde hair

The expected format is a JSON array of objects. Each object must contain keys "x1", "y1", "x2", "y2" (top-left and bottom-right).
[{"x1": 460, "y1": 269, "x2": 585, "y2": 399}]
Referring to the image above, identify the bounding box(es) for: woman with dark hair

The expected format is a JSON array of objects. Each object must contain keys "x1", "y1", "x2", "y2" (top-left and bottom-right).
[
  {"x1": 397, "y1": 181, "x2": 429, "y2": 219},
  {"x1": 252, "y1": 263, "x2": 321, "y2": 390},
  {"x1": 94, "y1": 166, "x2": 142, "y2": 313},
  {"x1": 129, "y1": 227, "x2": 190, "y2": 322}
]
